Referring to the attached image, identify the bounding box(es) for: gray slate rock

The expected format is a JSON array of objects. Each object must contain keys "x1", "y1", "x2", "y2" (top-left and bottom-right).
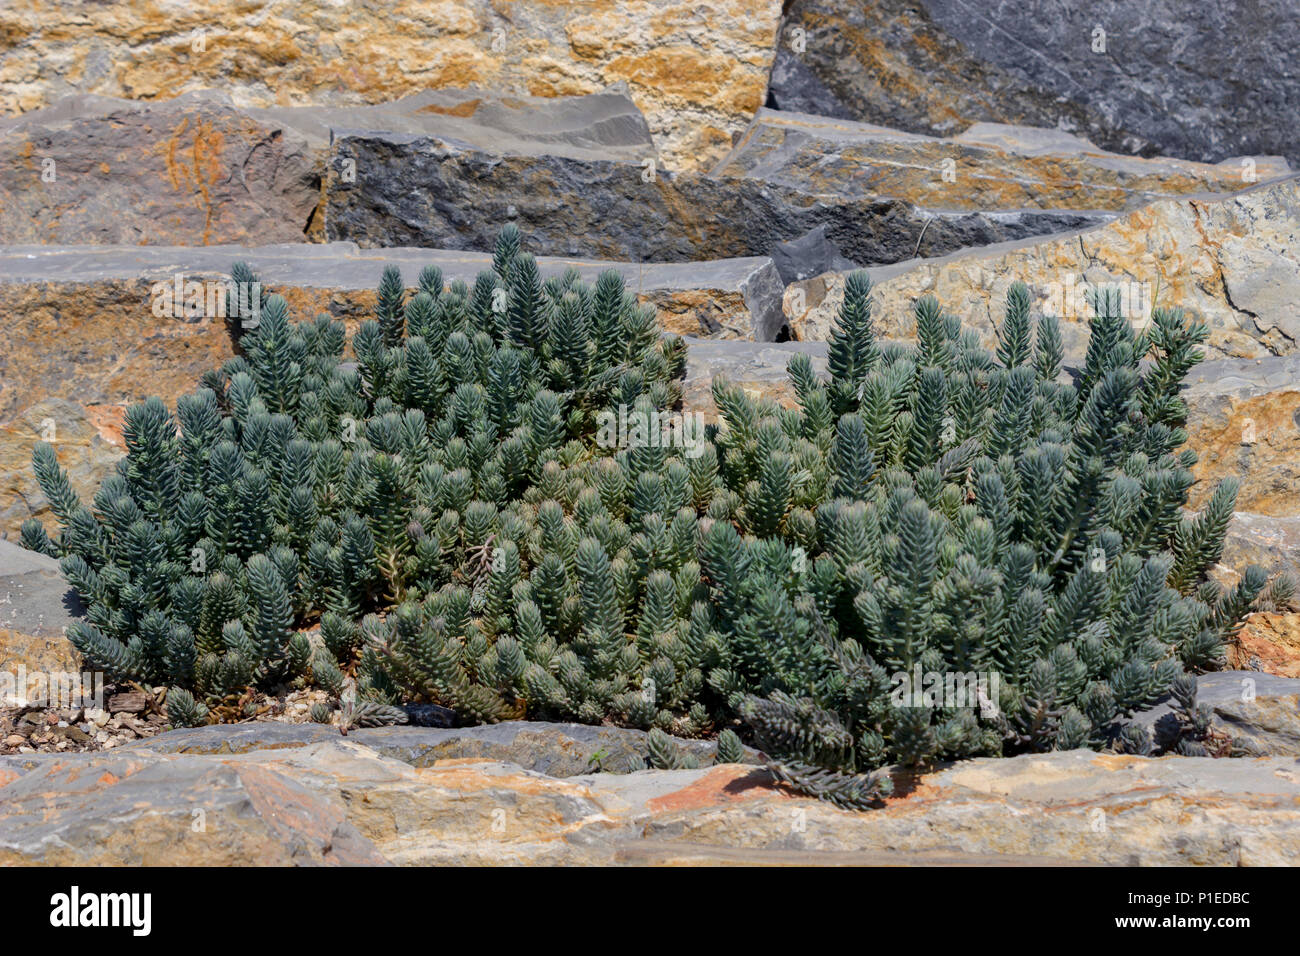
[
  {"x1": 771, "y1": 225, "x2": 857, "y2": 284},
  {"x1": 127, "y1": 720, "x2": 756, "y2": 776},
  {"x1": 255, "y1": 85, "x2": 655, "y2": 162},
  {"x1": 0, "y1": 87, "x2": 654, "y2": 248},
  {"x1": 1122, "y1": 671, "x2": 1300, "y2": 756},
  {"x1": 770, "y1": 0, "x2": 1300, "y2": 166},
  {"x1": 0, "y1": 750, "x2": 387, "y2": 865},
  {"x1": 324, "y1": 130, "x2": 1108, "y2": 264}
]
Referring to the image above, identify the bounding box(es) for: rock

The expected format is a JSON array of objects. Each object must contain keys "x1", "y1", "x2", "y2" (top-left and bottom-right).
[
  {"x1": 0, "y1": 87, "x2": 659, "y2": 248},
  {"x1": 325, "y1": 129, "x2": 1108, "y2": 263},
  {"x1": 0, "y1": 538, "x2": 82, "y2": 682},
  {"x1": 0, "y1": 92, "x2": 321, "y2": 246},
  {"x1": 1230, "y1": 613, "x2": 1300, "y2": 678},
  {"x1": 0, "y1": 1, "x2": 784, "y2": 173},
  {"x1": 1181, "y1": 357, "x2": 1300, "y2": 516},
  {"x1": 2, "y1": 727, "x2": 1297, "y2": 864},
  {"x1": 262, "y1": 87, "x2": 657, "y2": 163},
  {"x1": 402, "y1": 703, "x2": 458, "y2": 729},
  {"x1": 0, "y1": 400, "x2": 125, "y2": 540},
  {"x1": 642, "y1": 257, "x2": 785, "y2": 341},
  {"x1": 0, "y1": 749, "x2": 388, "y2": 865},
  {"x1": 784, "y1": 177, "x2": 1300, "y2": 361},
  {"x1": 769, "y1": 0, "x2": 1300, "y2": 167},
  {"x1": 714, "y1": 108, "x2": 1288, "y2": 212},
  {"x1": 770, "y1": 225, "x2": 857, "y2": 285},
  {"x1": 1220, "y1": 513, "x2": 1300, "y2": 585},
  {"x1": 1122, "y1": 671, "x2": 1300, "y2": 757},
  {"x1": 130, "y1": 721, "x2": 749, "y2": 776},
  {"x1": 682, "y1": 339, "x2": 826, "y2": 423},
  {"x1": 107, "y1": 691, "x2": 148, "y2": 714}
]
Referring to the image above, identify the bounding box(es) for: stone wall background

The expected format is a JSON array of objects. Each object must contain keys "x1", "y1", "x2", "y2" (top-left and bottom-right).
[
  {"x1": 0, "y1": 0, "x2": 1296, "y2": 663},
  {"x1": 0, "y1": 0, "x2": 783, "y2": 173}
]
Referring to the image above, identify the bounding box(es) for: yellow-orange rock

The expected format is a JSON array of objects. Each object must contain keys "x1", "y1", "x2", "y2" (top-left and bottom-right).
[
  {"x1": 784, "y1": 177, "x2": 1300, "y2": 361},
  {"x1": 1230, "y1": 613, "x2": 1300, "y2": 678},
  {"x1": 0, "y1": 0, "x2": 783, "y2": 172},
  {"x1": 0, "y1": 401, "x2": 125, "y2": 540}
]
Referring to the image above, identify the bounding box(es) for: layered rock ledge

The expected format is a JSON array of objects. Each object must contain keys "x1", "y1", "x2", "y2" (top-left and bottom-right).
[
  {"x1": 713, "y1": 109, "x2": 1288, "y2": 212},
  {"x1": 784, "y1": 176, "x2": 1300, "y2": 361},
  {"x1": 1, "y1": 722, "x2": 1297, "y2": 865},
  {"x1": 3, "y1": 90, "x2": 1134, "y2": 262},
  {"x1": 0, "y1": 0, "x2": 785, "y2": 173}
]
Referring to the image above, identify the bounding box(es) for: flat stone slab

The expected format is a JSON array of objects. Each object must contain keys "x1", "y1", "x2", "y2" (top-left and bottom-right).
[
  {"x1": 713, "y1": 108, "x2": 1290, "y2": 211},
  {"x1": 0, "y1": 87, "x2": 655, "y2": 248},
  {"x1": 0, "y1": 241, "x2": 782, "y2": 348},
  {"x1": 128, "y1": 720, "x2": 751, "y2": 776},
  {"x1": 0, "y1": 748, "x2": 388, "y2": 865},
  {"x1": 1122, "y1": 671, "x2": 1300, "y2": 756},
  {"x1": 253, "y1": 88, "x2": 655, "y2": 161},
  {"x1": 0, "y1": 92, "x2": 322, "y2": 246},
  {"x1": 2, "y1": 730, "x2": 1297, "y2": 865}
]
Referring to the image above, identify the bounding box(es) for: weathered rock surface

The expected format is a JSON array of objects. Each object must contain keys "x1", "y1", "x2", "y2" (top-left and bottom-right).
[
  {"x1": 0, "y1": 400, "x2": 124, "y2": 542},
  {"x1": 1231, "y1": 613, "x2": 1300, "y2": 679},
  {"x1": 682, "y1": 339, "x2": 827, "y2": 423},
  {"x1": 0, "y1": 242, "x2": 783, "y2": 365},
  {"x1": 0, "y1": 0, "x2": 783, "y2": 172},
  {"x1": 0, "y1": 749, "x2": 388, "y2": 865},
  {"x1": 769, "y1": 0, "x2": 1300, "y2": 167},
  {"x1": 1181, "y1": 357, "x2": 1300, "y2": 517},
  {"x1": 131, "y1": 721, "x2": 751, "y2": 776},
  {"x1": 1220, "y1": 513, "x2": 1300, "y2": 585},
  {"x1": 1123, "y1": 671, "x2": 1300, "y2": 757},
  {"x1": 1, "y1": 724, "x2": 1297, "y2": 865},
  {"x1": 259, "y1": 87, "x2": 657, "y2": 162},
  {"x1": 714, "y1": 109, "x2": 1288, "y2": 212},
  {"x1": 770, "y1": 224, "x2": 857, "y2": 284},
  {"x1": 0, "y1": 539, "x2": 82, "y2": 679},
  {"x1": 324, "y1": 128, "x2": 1108, "y2": 263},
  {"x1": 0, "y1": 93, "x2": 321, "y2": 246},
  {"x1": 784, "y1": 176, "x2": 1300, "y2": 360},
  {"x1": 0, "y1": 87, "x2": 658, "y2": 247}
]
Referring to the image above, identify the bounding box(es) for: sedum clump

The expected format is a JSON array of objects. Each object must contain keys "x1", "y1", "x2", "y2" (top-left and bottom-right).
[
  {"x1": 27, "y1": 226, "x2": 716, "y2": 733},
  {"x1": 24, "y1": 225, "x2": 1280, "y2": 809},
  {"x1": 725, "y1": 275, "x2": 1283, "y2": 806}
]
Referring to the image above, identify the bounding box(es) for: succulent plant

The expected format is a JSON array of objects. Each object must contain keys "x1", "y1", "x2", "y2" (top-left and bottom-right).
[
  {"x1": 27, "y1": 226, "x2": 1279, "y2": 810},
  {"x1": 727, "y1": 275, "x2": 1281, "y2": 807}
]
